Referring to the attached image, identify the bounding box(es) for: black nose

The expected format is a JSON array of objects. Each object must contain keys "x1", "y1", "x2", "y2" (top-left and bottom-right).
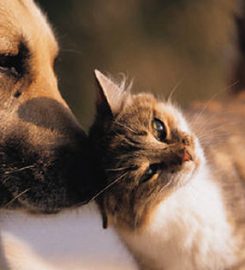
[{"x1": 18, "y1": 97, "x2": 82, "y2": 136}]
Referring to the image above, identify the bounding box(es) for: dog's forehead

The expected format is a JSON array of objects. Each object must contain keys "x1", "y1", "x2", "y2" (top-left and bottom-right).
[{"x1": 0, "y1": 0, "x2": 58, "y2": 55}]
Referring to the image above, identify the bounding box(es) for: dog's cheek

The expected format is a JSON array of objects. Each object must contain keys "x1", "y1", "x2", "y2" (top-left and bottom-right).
[
  {"x1": 0, "y1": 139, "x2": 70, "y2": 212},
  {"x1": 0, "y1": 184, "x2": 17, "y2": 208},
  {"x1": 0, "y1": 132, "x2": 93, "y2": 212}
]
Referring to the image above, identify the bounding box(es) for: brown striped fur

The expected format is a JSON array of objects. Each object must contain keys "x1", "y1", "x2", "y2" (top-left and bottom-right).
[{"x1": 90, "y1": 71, "x2": 245, "y2": 269}]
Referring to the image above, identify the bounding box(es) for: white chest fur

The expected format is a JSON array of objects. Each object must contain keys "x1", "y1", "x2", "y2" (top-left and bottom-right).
[
  {"x1": 120, "y1": 167, "x2": 237, "y2": 270},
  {"x1": 0, "y1": 202, "x2": 137, "y2": 270}
]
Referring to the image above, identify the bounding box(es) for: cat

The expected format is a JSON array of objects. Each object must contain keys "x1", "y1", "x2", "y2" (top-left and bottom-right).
[{"x1": 89, "y1": 70, "x2": 245, "y2": 270}]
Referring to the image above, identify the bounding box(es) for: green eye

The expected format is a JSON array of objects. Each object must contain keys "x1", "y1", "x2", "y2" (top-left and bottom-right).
[
  {"x1": 152, "y1": 118, "x2": 167, "y2": 142},
  {"x1": 141, "y1": 164, "x2": 159, "y2": 183}
]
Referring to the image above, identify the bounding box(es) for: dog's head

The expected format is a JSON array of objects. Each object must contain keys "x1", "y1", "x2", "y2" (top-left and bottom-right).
[{"x1": 0, "y1": 0, "x2": 94, "y2": 213}]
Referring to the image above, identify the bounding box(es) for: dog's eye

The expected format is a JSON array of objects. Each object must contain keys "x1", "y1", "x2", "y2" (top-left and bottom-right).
[
  {"x1": 0, "y1": 54, "x2": 25, "y2": 78},
  {"x1": 140, "y1": 164, "x2": 159, "y2": 183},
  {"x1": 152, "y1": 118, "x2": 167, "y2": 142}
]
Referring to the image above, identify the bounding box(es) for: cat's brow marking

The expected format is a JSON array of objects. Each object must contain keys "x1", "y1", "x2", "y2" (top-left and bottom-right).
[{"x1": 114, "y1": 121, "x2": 147, "y2": 136}]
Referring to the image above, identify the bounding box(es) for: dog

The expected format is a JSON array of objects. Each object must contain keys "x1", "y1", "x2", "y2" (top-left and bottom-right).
[
  {"x1": 0, "y1": 1, "x2": 138, "y2": 269},
  {"x1": 0, "y1": 0, "x2": 95, "y2": 213}
]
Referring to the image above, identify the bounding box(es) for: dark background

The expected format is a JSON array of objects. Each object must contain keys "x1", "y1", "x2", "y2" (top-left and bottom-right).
[{"x1": 37, "y1": 0, "x2": 237, "y2": 129}]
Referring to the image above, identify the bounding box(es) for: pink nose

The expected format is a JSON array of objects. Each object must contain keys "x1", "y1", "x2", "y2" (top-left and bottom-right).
[{"x1": 182, "y1": 149, "x2": 192, "y2": 162}]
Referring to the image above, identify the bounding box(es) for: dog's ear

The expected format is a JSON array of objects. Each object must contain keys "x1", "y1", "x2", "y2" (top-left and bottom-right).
[{"x1": 94, "y1": 70, "x2": 127, "y2": 116}]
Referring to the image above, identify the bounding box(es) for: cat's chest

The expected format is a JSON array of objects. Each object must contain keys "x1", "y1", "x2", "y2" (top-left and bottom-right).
[{"x1": 120, "y1": 170, "x2": 237, "y2": 270}]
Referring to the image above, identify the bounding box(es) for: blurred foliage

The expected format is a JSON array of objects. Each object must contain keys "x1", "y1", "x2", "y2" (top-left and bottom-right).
[{"x1": 38, "y1": 0, "x2": 236, "y2": 129}]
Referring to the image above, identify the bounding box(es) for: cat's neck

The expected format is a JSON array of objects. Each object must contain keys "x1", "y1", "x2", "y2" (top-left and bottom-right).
[{"x1": 119, "y1": 164, "x2": 237, "y2": 270}]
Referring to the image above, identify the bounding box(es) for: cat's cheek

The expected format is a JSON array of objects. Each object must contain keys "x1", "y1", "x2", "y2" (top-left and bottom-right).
[
  {"x1": 194, "y1": 137, "x2": 206, "y2": 166},
  {"x1": 157, "y1": 103, "x2": 190, "y2": 133},
  {"x1": 177, "y1": 114, "x2": 191, "y2": 133},
  {"x1": 182, "y1": 161, "x2": 195, "y2": 172},
  {"x1": 177, "y1": 162, "x2": 196, "y2": 186}
]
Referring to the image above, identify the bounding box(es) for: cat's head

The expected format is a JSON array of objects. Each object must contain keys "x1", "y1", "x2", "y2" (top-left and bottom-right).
[{"x1": 90, "y1": 70, "x2": 204, "y2": 229}]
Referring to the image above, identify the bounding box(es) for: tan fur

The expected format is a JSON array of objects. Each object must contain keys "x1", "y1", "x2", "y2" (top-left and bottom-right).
[
  {"x1": 0, "y1": 0, "x2": 91, "y2": 211},
  {"x1": 0, "y1": 0, "x2": 86, "y2": 155},
  {"x1": 0, "y1": 0, "x2": 77, "y2": 154}
]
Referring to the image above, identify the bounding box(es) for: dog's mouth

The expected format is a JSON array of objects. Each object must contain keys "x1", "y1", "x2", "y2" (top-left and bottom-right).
[{"x1": 0, "y1": 135, "x2": 97, "y2": 213}]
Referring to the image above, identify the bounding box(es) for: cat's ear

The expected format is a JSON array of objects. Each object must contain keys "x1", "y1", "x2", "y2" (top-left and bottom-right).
[{"x1": 94, "y1": 69, "x2": 126, "y2": 116}]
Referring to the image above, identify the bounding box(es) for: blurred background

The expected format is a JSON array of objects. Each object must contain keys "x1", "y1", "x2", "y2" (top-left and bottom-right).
[{"x1": 38, "y1": 0, "x2": 238, "y2": 129}]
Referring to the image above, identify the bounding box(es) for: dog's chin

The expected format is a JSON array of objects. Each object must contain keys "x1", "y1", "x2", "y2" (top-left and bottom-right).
[{"x1": 0, "y1": 136, "x2": 96, "y2": 214}]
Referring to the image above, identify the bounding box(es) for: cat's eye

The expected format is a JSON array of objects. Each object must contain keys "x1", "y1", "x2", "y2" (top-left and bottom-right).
[
  {"x1": 140, "y1": 164, "x2": 159, "y2": 183},
  {"x1": 152, "y1": 118, "x2": 167, "y2": 142}
]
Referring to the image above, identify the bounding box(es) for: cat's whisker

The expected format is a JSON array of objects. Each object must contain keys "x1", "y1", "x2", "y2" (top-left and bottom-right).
[
  {"x1": 190, "y1": 111, "x2": 207, "y2": 128},
  {"x1": 191, "y1": 116, "x2": 240, "y2": 142},
  {"x1": 87, "y1": 172, "x2": 128, "y2": 203},
  {"x1": 158, "y1": 174, "x2": 174, "y2": 193},
  {"x1": 189, "y1": 93, "x2": 220, "y2": 126},
  {"x1": 197, "y1": 131, "x2": 228, "y2": 141},
  {"x1": 189, "y1": 82, "x2": 243, "y2": 129},
  {"x1": 194, "y1": 122, "x2": 239, "y2": 145},
  {"x1": 224, "y1": 80, "x2": 239, "y2": 92},
  {"x1": 106, "y1": 166, "x2": 131, "y2": 172},
  {"x1": 113, "y1": 120, "x2": 139, "y2": 135},
  {"x1": 166, "y1": 80, "x2": 183, "y2": 103}
]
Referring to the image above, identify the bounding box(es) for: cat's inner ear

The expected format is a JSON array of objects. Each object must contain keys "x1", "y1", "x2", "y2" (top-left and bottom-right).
[{"x1": 94, "y1": 69, "x2": 126, "y2": 115}]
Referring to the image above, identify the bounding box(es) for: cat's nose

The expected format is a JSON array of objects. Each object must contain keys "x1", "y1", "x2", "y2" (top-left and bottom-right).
[{"x1": 182, "y1": 149, "x2": 192, "y2": 162}]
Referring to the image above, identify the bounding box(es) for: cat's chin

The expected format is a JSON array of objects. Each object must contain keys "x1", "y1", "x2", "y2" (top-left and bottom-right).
[
  {"x1": 173, "y1": 158, "x2": 200, "y2": 188},
  {"x1": 177, "y1": 137, "x2": 204, "y2": 184}
]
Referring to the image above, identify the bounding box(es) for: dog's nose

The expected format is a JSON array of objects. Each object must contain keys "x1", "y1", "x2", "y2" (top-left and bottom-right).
[{"x1": 18, "y1": 96, "x2": 82, "y2": 138}]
